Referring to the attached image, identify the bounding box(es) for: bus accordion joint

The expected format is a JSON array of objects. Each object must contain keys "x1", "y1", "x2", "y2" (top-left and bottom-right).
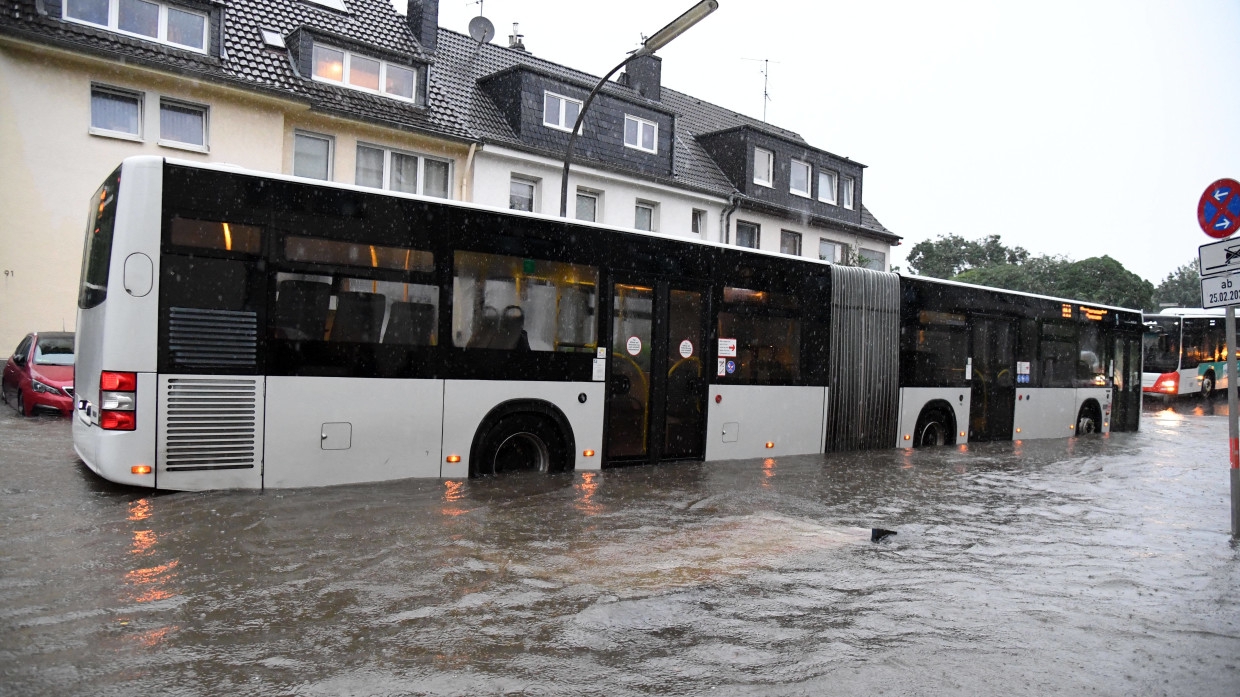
[{"x1": 100, "y1": 371, "x2": 137, "y2": 431}]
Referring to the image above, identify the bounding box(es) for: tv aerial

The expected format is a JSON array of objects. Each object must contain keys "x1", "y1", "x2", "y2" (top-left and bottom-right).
[{"x1": 467, "y1": 0, "x2": 495, "y2": 44}]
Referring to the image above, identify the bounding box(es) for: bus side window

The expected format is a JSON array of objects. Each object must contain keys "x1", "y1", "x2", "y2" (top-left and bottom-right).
[
  {"x1": 1040, "y1": 322, "x2": 1076, "y2": 388},
  {"x1": 272, "y1": 272, "x2": 439, "y2": 346},
  {"x1": 718, "y1": 286, "x2": 801, "y2": 385},
  {"x1": 452, "y1": 250, "x2": 598, "y2": 352}
]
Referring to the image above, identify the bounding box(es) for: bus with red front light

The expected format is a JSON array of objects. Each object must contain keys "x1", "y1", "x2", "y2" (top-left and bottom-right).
[{"x1": 1142, "y1": 309, "x2": 1230, "y2": 399}]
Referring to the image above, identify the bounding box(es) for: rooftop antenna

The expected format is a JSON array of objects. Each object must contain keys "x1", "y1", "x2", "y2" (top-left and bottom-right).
[
  {"x1": 741, "y1": 57, "x2": 778, "y2": 122},
  {"x1": 466, "y1": 0, "x2": 495, "y2": 44}
]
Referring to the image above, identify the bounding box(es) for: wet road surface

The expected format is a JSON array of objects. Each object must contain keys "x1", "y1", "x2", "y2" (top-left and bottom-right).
[{"x1": 1, "y1": 400, "x2": 1238, "y2": 696}]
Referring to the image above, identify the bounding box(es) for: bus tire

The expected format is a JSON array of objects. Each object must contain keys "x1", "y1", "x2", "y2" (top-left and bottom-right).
[
  {"x1": 1201, "y1": 371, "x2": 1215, "y2": 398},
  {"x1": 472, "y1": 413, "x2": 570, "y2": 477},
  {"x1": 1075, "y1": 401, "x2": 1101, "y2": 436},
  {"x1": 913, "y1": 405, "x2": 956, "y2": 448}
]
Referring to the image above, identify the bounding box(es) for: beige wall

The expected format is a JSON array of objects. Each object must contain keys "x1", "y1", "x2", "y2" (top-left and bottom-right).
[{"x1": 0, "y1": 38, "x2": 469, "y2": 352}]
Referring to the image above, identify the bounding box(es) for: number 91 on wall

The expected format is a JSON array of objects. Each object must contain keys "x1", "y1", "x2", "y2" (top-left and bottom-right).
[{"x1": 1201, "y1": 272, "x2": 1240, "y2": 309}]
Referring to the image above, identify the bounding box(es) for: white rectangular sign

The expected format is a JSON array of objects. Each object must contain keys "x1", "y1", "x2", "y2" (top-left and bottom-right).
[
  {"x1": 1200, "y1": 271, "x2": 1240, "y2": 308},
  {"x1": 718, "y1": 338, "x2": 737, "y2": 357},
  {"x1": 1200, "y1": 237, "x2": 1240, "y2": 278}
]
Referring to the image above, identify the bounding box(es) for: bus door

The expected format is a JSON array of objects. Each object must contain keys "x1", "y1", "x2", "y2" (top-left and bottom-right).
[
  {"x1": 606, "y1": 279, "x2": 708, "y2": 463},
  {"x1": 1111, "y1": 334, "x2": 1142, "y2": 431},
  {"x1": 969, "y1": 316, "x2": 1016, "y2": 441}
]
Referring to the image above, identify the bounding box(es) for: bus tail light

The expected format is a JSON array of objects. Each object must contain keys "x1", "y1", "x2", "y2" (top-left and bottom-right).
[
  {"x1": 1155, "y1": 372, "x2": 1179, "y2": 394},
  {"x1": 100, "y1": 370, "x2": 137, "y2": 431}
]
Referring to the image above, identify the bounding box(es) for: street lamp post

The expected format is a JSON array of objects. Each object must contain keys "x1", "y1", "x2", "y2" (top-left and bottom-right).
[{"x1": 558, "y1": 0, "x2": 719, "y2": 218}]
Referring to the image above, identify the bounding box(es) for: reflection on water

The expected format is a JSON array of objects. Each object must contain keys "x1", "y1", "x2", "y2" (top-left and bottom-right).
[{"x1": 1, "y1": 407, "x2": 1238, "y2": 696}]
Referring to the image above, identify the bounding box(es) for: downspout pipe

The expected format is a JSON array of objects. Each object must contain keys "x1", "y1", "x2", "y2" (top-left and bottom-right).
[
  {"x1": 460, "y1": 142, "x2": 478, "y2": 202},
  {"x1": 719, "y1": 191, "x2": 740, "y2": 245}
]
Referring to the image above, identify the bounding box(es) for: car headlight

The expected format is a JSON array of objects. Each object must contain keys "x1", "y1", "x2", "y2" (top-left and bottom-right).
[{"x1": 31, "y1": 379, "x2": 60, "y2": 394}]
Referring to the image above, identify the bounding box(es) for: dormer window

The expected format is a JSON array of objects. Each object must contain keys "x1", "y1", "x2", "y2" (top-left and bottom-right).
[
  {"x1": 840, "y1": 176, "x2": 855, "y2": 210},
  {"x1": 543, "y1": 92, "x2": 582, "y2": 132},
  {"x1": 311, "y1": 44, "x2": 415, "y2": 101},
  {"x1": 753, "y1": 148, "x2": 774, "y2": 187},
  {"x1": 624, "y1": 115, "x2": 658, "y2": 154},
  {"x1": 817, "y1": 171, "x2": 838, "y2": 205},
  {"x1": 64, "y1": 0, "x2": 208, "y2": 53},
  {"x1": 789, "y1": 160, "x2": 811, "y2": 198}
]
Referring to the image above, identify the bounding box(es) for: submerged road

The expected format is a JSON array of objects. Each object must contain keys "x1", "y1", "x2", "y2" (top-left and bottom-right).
[{"x1": 0, "y1": 400, "x2": 1237, "y2": 696}]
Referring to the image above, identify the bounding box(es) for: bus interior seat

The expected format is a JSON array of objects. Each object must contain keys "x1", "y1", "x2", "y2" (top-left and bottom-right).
[
  {"x1": 384, "y1": 302, "x2": 435, "y2": 345},
  {"x1": 466, "y1": 306, "x2": 499, "y2": 348},
  {"x1": 274, "y1": 279, "x2": 331, "y2": 340},
  {"x1": 331, "y1": 291, "x2": 386, "y2": 343},
  {"x1": 490, "y1": 305, "x2": 529, "y2": 350}
]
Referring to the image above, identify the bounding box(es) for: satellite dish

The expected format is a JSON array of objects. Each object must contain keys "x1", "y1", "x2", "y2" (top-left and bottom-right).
[{"x1": 468, "y1": 16, "x2": 495, "y2": 44}]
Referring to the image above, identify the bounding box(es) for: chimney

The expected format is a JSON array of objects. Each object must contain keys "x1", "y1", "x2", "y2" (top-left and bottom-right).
[
  {"x1": 508, "y1": 23, "x2": 526, "y2": 52},
  {"x1": 407, "y1": 0, "x2": 439, "y2": 53},
  {"x1": 625, "y1": 54, "x2": 661, "y2": 101}
]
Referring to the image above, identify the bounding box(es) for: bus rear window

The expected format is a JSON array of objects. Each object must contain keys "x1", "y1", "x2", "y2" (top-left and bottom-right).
[
  {"x1": 170, "y1": 217, "x2": 263, "y2": 255},
  {"x1": 78, "y1": 168, "x2": 120, "y2": 309}
]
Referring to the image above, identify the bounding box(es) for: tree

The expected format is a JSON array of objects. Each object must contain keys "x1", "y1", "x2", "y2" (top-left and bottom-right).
[
  {"x1": 1153, "y1": 259, "x2": 1201, "y2": 310},
  {"x1": 905, "y1": 234, "x2": 1029, "y2": 278},
  {"x1": 953, "y1": 255, "x2": 1154, "y2": 309}
]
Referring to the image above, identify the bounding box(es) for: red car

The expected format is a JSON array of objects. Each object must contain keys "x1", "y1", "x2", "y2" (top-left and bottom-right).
[{"x1": 2, "y1": 332, "x2": 75, "y2": 417}]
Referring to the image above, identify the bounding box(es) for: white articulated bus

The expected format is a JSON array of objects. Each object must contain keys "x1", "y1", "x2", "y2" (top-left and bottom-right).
[
  {"x1": 73, "y1": 158, "x2": 1145, "y2": 490},
  {"x1": 1142, "y1": 308, "x2": 1231, "y2": 398}
]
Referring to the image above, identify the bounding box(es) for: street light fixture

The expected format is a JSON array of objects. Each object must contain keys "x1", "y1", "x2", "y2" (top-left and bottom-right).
[{"x1": 558, "y1": 0, "x2": 719, "y2": 217}]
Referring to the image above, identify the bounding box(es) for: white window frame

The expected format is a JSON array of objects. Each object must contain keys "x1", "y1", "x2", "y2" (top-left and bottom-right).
[
  {"x1": 311, "y1": 43, "x2": 417, "y2": 103},
  {"x1": 543, "y1": 91, "x2": 583, "y2": 132},
  {"x1": 576, "y1": 188, "x2": 600, "y2": 222},
  {"x1": 789, "y1": 159, "x2": 812, "y2": 198},
  {"x1": 691, "y1": 208, "x2": 707, "y2": 237},
  {"x1": 64, "y1": 0, "x2": 209, "y2": 53},
  {"x1": 780, "y1": 230, "x2": 802, "y2": 256},
  {"x1": 293, "y1": 130, "x2": 334, "y2": 181},
  {"x1": 89, "y1": 84, "x2": 143, "y2": 141},
  {"x1": 634, "y1": 200, "x2": 658, "y2": 232},
  {"x1": 818, "y1": 170, "x2": 838, "y2": 205},
  {"x1": 356, "y1": 143, "x2": 451, "y2": 198},
  {"x1": 735, "y1": 220, "x2": 760, "y2": 249},
  {"x1": 859, "y1": 247, "x2": 885, "y2": 271},
  {"x1": 819, "y1": 239, "x2": 843, "y2": 264},
  {"x1": 623, "y1": 115, "x2": 658, "y2": 154},
  {"x1": 753, "y1": 148, "x2": 774, "y2": 188},
  {"x1": 509, "y1": 175, "x2": 538, "y2": 212},
  {"x1": 157, "y1": 98, "x2": 208, "y2": 152},
  {"x1": 303, "y1": 0, "x2": 349, "y2": 11},
  {"x1": 841, "y1": 176, "x2": 855, "y2": 210}
]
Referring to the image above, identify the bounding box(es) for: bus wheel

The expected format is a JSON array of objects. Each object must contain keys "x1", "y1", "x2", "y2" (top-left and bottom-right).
[
  {"x1": 913, "y1": 407, "x2": 955, "y2": 448},
  {"x1": 1075, "y1": 402, "x2": 1101, "y2": 436},
  {"x1": 1201, "y1": 371, "x2": 1215, "y2": 398},
  {"x1": 474, "y1": 414, "x2": 568, "y2": 477}
]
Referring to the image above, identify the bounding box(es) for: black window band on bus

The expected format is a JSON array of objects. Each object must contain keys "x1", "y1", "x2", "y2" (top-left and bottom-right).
[
  {"x1": 78, "y1": 168, "x2": 121, "y2": 309},
  {"x1": 169, "y1": 217, "x2": 264, "y2": 256}
]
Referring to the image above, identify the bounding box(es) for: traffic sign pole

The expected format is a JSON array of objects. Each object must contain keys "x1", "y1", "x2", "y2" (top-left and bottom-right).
[{"x1": 1230, "y1": 306, "x2": 1240, "y2": 539}]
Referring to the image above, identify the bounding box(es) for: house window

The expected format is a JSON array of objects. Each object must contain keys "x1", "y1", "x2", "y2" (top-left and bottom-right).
[
  {"x1": 818, "y1": 171, "x2": 838, "y2": 205},
  {"x1": 841, "y1": 176, "x2": 855, "y2": 209},
  {"x1": 860, "y1": 247, "x2": 885, "y2": 271},
  {"x1": 736, "y1": 221, "x2": 760, "y2": 249},
  {"x1": 543, "y1": 92, "x2": 582, "y2": 132},
  {"x1": 89, "y1": 85, "x2": 142, "y2": 140},
  {"x1": 819, "y1": 240, "x2": 842, "y2": 263},
  {"x1": 691, "y1": 209, "x2": 707, "y2": 236},
  {"x1": 753, "y1": 148, "x2": 774, "y2": 187},
  {"x1": 790, "y1": 160, "x2": 811, "y2": 198},
  {"x1": 576, "y1": 189, "x2": 599, "y2": 222},
  {"x1": 509, "y1": 176, "x2": 537, "y2": 212},
  {"x1": 65, "y1": 0, "x2": 208, "y2": 52},
  {"x1": 356, "y1": 144, "x2": 451, "y2": 198},
  {"x1": 624, "y1": 115, "x2": 658, "y2": 153},
  {"x1": 158, "y1": 99, "x2": 207, "y2": 150},
  {"x1": 780, "y1": 231, "x2": 802, "y2": 256},
  {"x1": 311, "y1": 44, "x2": 416, "y2": 101},
  {"x1": 634, "y1": 201, "x2": 657, "y2": 232},
  {"x1": 293, "y1": 131, "x2": 333, "y2": 181}
]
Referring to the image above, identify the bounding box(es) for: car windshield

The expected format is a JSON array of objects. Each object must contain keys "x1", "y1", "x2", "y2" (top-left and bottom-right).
[{"x1": 34, "y1": 336, "x2": 74, "y2": 366}]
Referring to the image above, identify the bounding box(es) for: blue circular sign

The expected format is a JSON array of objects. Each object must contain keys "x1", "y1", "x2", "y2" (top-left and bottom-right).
[{"x1": 726, "y1": 360, "x2": 736, "y2": 374}]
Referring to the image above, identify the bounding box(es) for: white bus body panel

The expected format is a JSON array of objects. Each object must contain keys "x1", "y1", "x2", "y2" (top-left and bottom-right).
[
  {"x1": 704, "y1": 385, "x2": 827, "y2": 461},
  {"x1": 73, "y1": 373, "x2": 159, "y2": 488},
  {"x1": 895, "y1": 387, "x2": 970, "y2": 448},
  {"x1": 1011, "y1": 388, "x2": 1077, "y2": 439},
  {"x1": 441, "y1": 380, "x2": 606, "y2": 478},
  {"x1": 263, "y1": 377, "x2": 444, "y2": 488},
  {"x1": 157, "y1": 374, "x2": 264, "y2": 490}
]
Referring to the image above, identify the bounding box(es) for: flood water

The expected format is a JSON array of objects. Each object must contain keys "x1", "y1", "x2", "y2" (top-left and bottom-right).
[{"x1": 1, "y1": 400, "x2": 1238, "y2": 696}]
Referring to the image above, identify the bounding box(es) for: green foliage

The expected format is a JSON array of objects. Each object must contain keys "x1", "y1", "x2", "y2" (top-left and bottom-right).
[
  {"x1": 953, "y1": 254, "x2": 1154, "y2": 309},
  {"x1": 905, "y1": 234, "x2": 1029, "y2": 278},
  {"x1": 1152, "y1": 259, "x2": 1201, "y2": 309}
]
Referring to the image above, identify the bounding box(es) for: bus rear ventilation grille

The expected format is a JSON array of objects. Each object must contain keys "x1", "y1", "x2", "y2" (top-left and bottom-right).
[
  {"x1": 168, "y1": 307, "x2": 257, "y2": 369},
  {"x1": 161, "y1": 378, "x2": 258, "y2": 472}
]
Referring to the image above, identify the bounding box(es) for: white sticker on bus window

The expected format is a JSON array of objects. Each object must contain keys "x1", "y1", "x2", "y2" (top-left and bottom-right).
[
  {"x1": 717, "y1": 358, "x2": 726, "y2": 376},
  {"x1": 592, "y1": 358, "x2": 606, "y2": 381},
  {"x1": 626, "y1": 336, "x2": 642, "y2": 356},
  {"x1": 679, "y1": 340, "x2": 694, "y2": 358},
  {"x1": 718, "y1": 338, "x2": 737, "y2": 357},
  {"x1": 1016, "y1": 361, "x2": 1030, "y2": 375},
  {"x1": 597, "y1": 347, "x2": 607, "y2": 359}
]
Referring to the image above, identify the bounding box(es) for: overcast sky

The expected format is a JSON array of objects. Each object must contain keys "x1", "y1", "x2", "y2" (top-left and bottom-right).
[{"x1": 415, "y1": 0, "x2": 1240, "y2": 283}]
